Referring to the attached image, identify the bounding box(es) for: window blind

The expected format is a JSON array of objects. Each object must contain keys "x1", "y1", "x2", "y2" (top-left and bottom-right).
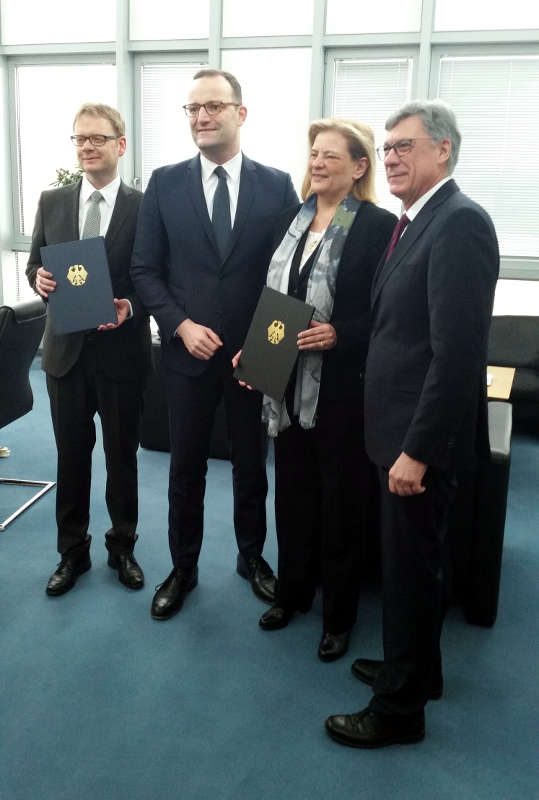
[
  {"x1": 140, "y1": 62, "x2": 207, "y2": 189},
  {"x1": 438, "y1": 55, "x2": 539, "y2": 259},
  {"x1": 333, "y1": 58, "x2": 413, "y2": 213}
]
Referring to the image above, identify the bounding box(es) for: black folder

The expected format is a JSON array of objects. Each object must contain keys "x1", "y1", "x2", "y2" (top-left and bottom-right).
[
  {"x1": 40, "y1": 237, "x2": 116, "y2": 335},
  {"x1": 234, "y1": 286, "x2": 315, "y2": 401}
]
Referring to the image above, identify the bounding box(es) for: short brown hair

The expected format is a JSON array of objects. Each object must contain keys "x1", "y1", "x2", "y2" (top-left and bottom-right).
[
  {"x1": 73, "y1": 103, "x2": 125, "y2": 137},
  {"x1": 301, "y1": 118, "x2": 377, "y2": 204},
  {"x1": 192, "y1": 69, "x2": 242, "y2": 104}
]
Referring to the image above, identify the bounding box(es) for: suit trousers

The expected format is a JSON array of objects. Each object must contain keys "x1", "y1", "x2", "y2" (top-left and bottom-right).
[
  {"x1": 273, "y1": 396, "x2": 373, "y2": 634},
  {"x1": 46, "y1": 336, "x2": 143, "y2": 556},
  {"x1": 164, "y1": 348, "x2": 268, "y2": 570},
  {"x1": 370, "y1": 465, "x2": 455, "y2": 716}
]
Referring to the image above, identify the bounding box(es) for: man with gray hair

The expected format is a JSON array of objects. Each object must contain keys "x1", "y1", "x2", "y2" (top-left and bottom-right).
[{"x1": 326, "y1": 100, "x2": 499, "y2": 747}]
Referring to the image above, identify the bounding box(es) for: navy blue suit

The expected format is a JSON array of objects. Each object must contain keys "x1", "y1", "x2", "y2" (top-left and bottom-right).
[{"x1": 131, "y1": 153, "x2": 298, "y2": 568}]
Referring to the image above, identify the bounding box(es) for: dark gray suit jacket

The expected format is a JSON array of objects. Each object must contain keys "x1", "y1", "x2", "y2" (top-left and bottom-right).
[
  {"x1": 365, "y1": 179, "x2": 499, "y2": 470},
  {"x1": 27, "y1": 180, "x2": 151, "y2": 380}
]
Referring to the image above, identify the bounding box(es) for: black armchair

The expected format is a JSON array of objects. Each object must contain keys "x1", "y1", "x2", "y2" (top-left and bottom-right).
[
  {"x1": 363, "y1": 401, "x2": 513, "y2": 628},
  {"x1": 0, "y1": 298, "x2": 55, "y2": 531},
  {"x1": 448, "y1": 401, "x2": 512, "y2": 627}
]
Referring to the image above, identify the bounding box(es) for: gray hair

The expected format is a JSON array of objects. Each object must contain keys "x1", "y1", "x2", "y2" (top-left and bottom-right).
[{"x1": 385, "y1": 99, "x2": 461, "y2": 174}]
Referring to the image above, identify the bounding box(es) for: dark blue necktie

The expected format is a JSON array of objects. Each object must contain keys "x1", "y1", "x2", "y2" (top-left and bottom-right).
[{"x1": 212, "y1": 166, "x2": 231, "y2": 258}]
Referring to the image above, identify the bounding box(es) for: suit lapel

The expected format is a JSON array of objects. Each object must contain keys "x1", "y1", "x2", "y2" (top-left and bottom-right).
[
  {"x1": 105, "y1": 180, "x2": 132, "y2": 246},
  {"x1": 371, "y1": 180, "x2": 459, "y2": 308},
  {"x1": 187, "y1": 155, "x2": 220, "y2": 258},
  {"x1": 222, "y1": 155, "x2": 256, "y2": 264},
  {"x1": 186, "y1": 153, "x2": 257, "y2": 267},
  {"x1": 64, "y1": 181, "x2": 81, "y2": 240}
]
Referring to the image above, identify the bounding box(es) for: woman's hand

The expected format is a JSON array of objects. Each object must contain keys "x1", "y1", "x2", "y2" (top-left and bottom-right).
[
  {"x1": 232, "y1": 349, "x2": 253, "y2": 390},
  {"x1": 297, "y1": 320, "x2": 337, "y2": 351}
]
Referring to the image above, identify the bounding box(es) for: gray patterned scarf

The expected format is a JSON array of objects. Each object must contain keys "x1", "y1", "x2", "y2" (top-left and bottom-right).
[{"x1": 262, "y1": 192, "x2": 361, "y2": 437}]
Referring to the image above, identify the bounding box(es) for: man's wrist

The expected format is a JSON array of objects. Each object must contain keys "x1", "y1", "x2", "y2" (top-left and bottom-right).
[{"x1": 174, "y1": 318, "x2": 190, "y2": 339}]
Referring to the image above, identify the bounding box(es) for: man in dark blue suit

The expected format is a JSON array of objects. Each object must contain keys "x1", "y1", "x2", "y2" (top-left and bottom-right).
[
  {"x1": 131, "y1": 69, "x2": 298, "y2": 620},
  {"x1": 325, "y1": 101, "x2": 499, "y2": 747}
]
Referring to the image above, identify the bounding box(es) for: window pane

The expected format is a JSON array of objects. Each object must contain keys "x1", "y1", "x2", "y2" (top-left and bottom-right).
[
  {"x1": 435, "y1": 0, "x2": 539, "y2": 31},
  {"x1": 1, "y1": 252, "x2": 36, "y2": 305},
  {"x1": 438, "y1": 55, "x2": 539, "y2": 258},
  {"x1": 222, "y1": 0, "x2": 313, "y2": 37},
  {"x1": 326, "y1": 0, "x2": 421, "y2": 34},
  {"x1": 493, "y1": 279, "x2": 539, "y2": 316},
  {"x1": 130, "y1": 0, "x2": 209, "y2": 40},
  {"x1": 221, "y1": 49, "x2": 312, "y2": 194},
  {"x1": 15, "y1": 64, "x2": 116, "y2": 237},
  {"x1": 332, "y1": 58, "x2": 413, "y2": 215},
  {"x1": 1, "y1": 0, "x2": 114, "y2": 44},
  {"x1": 140, "y1": 62, "x2": 207, "y2": 188}
]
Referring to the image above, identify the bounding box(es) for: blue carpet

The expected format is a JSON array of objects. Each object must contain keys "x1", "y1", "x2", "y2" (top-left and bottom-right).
[{"x1": 1, "y1": 362, "x2": 538, "y2": 799}]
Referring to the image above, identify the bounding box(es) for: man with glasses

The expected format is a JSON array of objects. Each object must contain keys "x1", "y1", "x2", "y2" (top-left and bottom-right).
[
  {"x1": 131, "y1": 69, "x2": 298, "y2": 621},
  {"x1": 27, "y1": 103, "x2": 151, "y2": 597},
  {"x1": 325, "y1": 100, "x2": 499, "y2": 747}
]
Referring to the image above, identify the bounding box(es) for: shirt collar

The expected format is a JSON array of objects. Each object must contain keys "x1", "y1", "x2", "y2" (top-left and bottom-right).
[
  {"x1": 405, "y1": 176, "x2": 452, "y2": 222},
  {"x1": 80, "y1": 173, "x2": 121, "y2": 207},
  {"x1": 199, "y1": 151, "x2": 243, "y2": 184}
]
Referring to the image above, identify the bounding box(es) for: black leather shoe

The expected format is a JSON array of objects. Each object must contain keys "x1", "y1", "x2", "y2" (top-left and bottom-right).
[
  {"x1": 351, "y1": 658, "x2": 443, "y2": 700},
  {"x1": 46, "y1": 555, "x2": 91, "y2": 596},
  {"x1": 107, "y1": 552, "x2": 144, "y2": 590},
  {"x1": 151, "y1": 566, "x2": 198, "y2": 620},
  {"x1": 325, "y1": 707, "x2": 425, "y2": 749},
  {"x1": 237, "y1": 554, "x2": 277, "y2": 604},
  {"x1": 259, "y1": 605, "x2": 295, "y2": 630},
  {"x1": 318, "y1": 631, "x2": 351, "y2": 662}
]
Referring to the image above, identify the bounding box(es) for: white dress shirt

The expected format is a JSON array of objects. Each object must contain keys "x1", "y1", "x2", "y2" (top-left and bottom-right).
[
  {"x1": 199, "y1": 151, "x2": 242, "y2": 228},
  {"x1": 78, "y1": 173, "x2": 132, "y2": 316},
  {"x1": 404, "y1": 176, "x2": 452, "y2": 223}
]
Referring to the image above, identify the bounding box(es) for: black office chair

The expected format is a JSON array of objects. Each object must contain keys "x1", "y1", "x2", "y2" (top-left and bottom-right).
[{"x1": 0, "y1": 298, "x2": 55, "y2": 531}]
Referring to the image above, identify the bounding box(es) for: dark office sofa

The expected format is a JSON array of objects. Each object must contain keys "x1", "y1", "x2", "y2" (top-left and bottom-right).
[
  {"x1": 140, "y1": 337, "x2": 230, "y2": 458},
  {"x1": 488, "y1": 315, "x2": 539, "y2": 429}
]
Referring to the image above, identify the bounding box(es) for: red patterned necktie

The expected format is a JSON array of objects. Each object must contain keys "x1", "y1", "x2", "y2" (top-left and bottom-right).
[{"x1": 385, "y1": 213, "x2": 410, "y2": 262}]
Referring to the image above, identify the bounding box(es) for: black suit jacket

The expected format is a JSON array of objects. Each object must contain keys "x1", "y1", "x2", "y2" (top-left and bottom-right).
[
  {"x1": 26, "y1": 179, "x2": 151, "y2": 381},
  {"x1": 130, "y1": 153, "x2": 298, "y2": 377},
  {"x1": 365, "y1": 179, "x2": 499, "y2": 470},
  {"x1": 273, "y1": 200, "x2": 397, "y2": 402}
]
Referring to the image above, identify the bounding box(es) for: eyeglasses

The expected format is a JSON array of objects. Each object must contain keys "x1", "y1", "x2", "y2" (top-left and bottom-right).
[
  {"x1": 376, "y1": 138, "x2": 432, "y2": 160},
  {"x1": 182, "y1": 102, "x2": 240, "y2": 118},
  {"x1": 70, "y1": 135, "x2": 120, "y2": 147}
]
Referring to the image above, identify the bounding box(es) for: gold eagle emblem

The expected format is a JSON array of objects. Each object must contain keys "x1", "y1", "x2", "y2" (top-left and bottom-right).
[
  {"x1": 67, "y1": 264, "x2": 88, "y2": 286},
  {"x1": 268, "y1": 320, "x2": 285, "y2": 345}
]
